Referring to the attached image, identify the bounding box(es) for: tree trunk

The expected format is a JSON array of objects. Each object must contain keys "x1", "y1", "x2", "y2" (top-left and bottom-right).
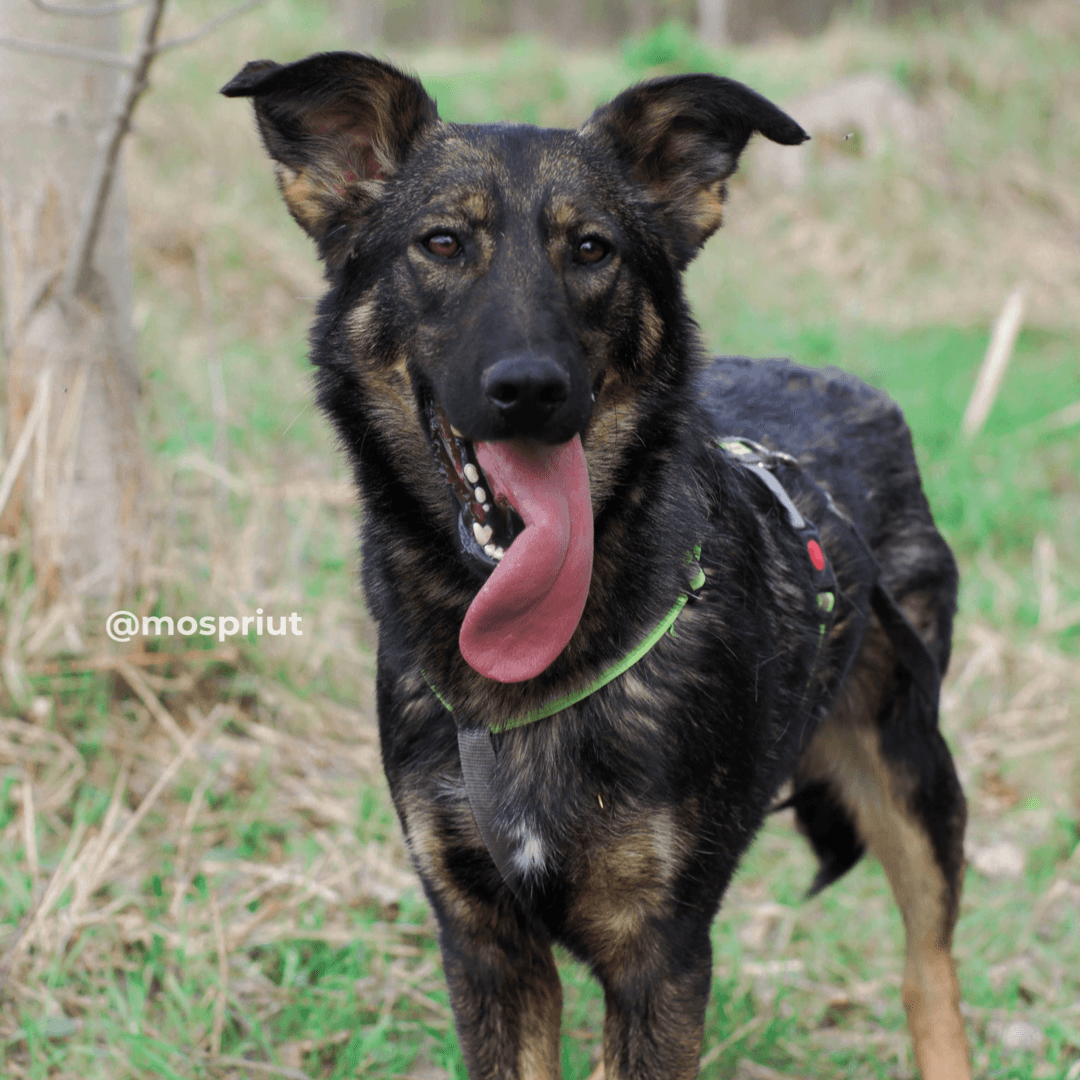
[{"x1": 0, "y1": 0, "x2": 144, "y2": 607}]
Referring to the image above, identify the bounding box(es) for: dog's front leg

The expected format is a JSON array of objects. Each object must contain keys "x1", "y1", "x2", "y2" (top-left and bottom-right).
[
  {"x1": 566, "y1": 874, "x2": 714, "y2": 1080},
  {"x1": 593, "y1": 929, "x2": 712, "y2": 1080},
  {"x1": 400, "y1": 795, "x2": 563, "y2": 1079},
  {"x1": 439, "y1": 903, "x2": 563, "y2": 1080}
]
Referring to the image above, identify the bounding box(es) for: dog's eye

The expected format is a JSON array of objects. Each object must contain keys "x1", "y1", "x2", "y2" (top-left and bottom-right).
[
  {"x1": 423, "y1": 233, "x2": 462, "y2": 259},
  {"x1": 574, "y1": 237, "x2": 610, "y2": 265}
]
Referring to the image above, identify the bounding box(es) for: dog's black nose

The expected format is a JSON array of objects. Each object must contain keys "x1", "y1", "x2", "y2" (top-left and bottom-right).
[{"x1": 482, "y1": 355, "x2": 571, "y2": 425}]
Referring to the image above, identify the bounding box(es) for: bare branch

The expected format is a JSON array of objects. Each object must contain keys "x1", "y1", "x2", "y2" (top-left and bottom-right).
[
  {"x1": 60, "y1": 0, "x2": 168, "y2": 301},
  {"x1": 28, "y1": 0, "x2": 149, "y2": 17},
  {"x1": 0, "y1": 35, "x2": 134, "y2": 69},
  {"x1": 53, "y1": 0, "x2": 263, "y2": 300},
  {"x1": 156, "y1": 0, "x2": 265, "y2": 51}
]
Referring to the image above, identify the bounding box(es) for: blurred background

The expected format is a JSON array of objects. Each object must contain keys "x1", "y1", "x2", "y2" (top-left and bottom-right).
[{"x1": 1, "y1": 1, "x2": 1078, "y2": 1077}]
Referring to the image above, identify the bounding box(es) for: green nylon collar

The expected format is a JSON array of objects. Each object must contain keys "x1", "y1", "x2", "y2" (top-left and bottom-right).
[{"x1": 423, "y1": 547, "x2": 705, "y2": 734}]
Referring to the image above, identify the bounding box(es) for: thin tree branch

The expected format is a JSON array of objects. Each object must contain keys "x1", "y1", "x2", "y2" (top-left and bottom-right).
[
  {"x1": 0, "y1": 35, "x2": 134, "y2": 69},
  {"x1": 28, "y1": 0, "x2": 149, "y2": 17},
  {"x1": 60, "y1": 0, "x2": 167, "y2": 301},
  {"x1": 50, "y1": 0, "x2": 264, "y2": 301},
  {"x1": 156, "y1": 0, "x2": 265, "y2": 51}
]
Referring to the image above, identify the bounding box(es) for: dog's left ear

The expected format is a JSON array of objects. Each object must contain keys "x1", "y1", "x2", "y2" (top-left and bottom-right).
[
  {"x1": 221, "y1": 52, "x2": 439, "y2": 266},
  {"x1": 582, "y1": 74, "x2": 808, "y2": 267}
]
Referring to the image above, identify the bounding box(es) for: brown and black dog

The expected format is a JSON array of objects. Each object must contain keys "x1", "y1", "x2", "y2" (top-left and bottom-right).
[{"x1": 223, "y1": 53, "x2": 971, "y2": 1079}]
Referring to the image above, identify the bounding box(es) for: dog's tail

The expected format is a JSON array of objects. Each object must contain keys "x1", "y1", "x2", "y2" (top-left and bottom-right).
[{"x1": 772, "y1": 780, "x2": 865, "y2": 896}]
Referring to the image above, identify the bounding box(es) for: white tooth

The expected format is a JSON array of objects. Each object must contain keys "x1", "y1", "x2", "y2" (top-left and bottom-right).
[
  {"x1": 483, "y1": 504, "x2": 491, "y2": 512},
  {"x1": 474, "y1": 487, "x2": 487, "y2": 503},
  {"x1": 473, "y1": 522, "x2": 493, "y2": 546},
  {"x1": 493, "y1": 546, "x2": 505, "y2": 560},
  {"x1": 451, "y1": 425, "x2": 463, "y2": 438},
  {"x1": 463, "y1": 463, "x2": 479, "y2": 484},
  {"x1": 484, "y1": 543, "x2": 496, "y2": 556}
]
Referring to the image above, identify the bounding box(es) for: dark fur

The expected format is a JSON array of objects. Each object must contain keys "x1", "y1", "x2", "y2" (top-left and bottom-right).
[{"x1": 224, "y1": 54, "x2": 969, "y2": 1079}]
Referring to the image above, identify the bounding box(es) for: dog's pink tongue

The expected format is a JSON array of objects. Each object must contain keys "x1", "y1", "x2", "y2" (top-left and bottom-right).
[{"x1": 460, "y1": 436, "x2": 593, "y2": 683}]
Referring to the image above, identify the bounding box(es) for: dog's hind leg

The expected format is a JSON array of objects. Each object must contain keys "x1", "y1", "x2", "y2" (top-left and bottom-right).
[{"x1": 794, "y1": 622, "x2": 971, "y2": 1080}]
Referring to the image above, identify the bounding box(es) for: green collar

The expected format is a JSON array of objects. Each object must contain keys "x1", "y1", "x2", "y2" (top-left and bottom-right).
[{"x1": 424, "y1": 547, "x2": 705, "y2": 734}]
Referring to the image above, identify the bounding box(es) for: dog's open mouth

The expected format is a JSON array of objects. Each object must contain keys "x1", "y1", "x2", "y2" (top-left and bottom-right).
[
  {"x1": 428, "y1": 401, "x2": 524, "y2": 568},
  {"x1": 426, "y1": 398, "x2": 595, "y2": 684}
]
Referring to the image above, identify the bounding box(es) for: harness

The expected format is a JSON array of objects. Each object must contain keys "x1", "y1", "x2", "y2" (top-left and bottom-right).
[{"x1": 425, "y1": 437, "x2": 942, "y2": 900}]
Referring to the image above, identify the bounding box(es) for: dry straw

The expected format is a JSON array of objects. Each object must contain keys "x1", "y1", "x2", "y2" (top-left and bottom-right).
[{"x1": 961, "y1": 285, "x2": 1027, "y2": 441}]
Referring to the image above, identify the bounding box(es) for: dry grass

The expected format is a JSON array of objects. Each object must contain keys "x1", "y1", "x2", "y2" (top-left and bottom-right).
[
  {"x1": 0, "y1": 575, "x2": 438, "y2": 1077},
  {"x1": 691, "y1": 0, "x2": 1080, "y2": 335},
  {"x1": 2, "y1": 562, "x2": 1078, "y2": 1076}
]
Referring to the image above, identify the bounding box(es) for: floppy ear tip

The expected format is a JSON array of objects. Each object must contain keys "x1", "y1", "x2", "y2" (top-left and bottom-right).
[
  {"x1": 220, "y1": 59, "x2": 281, "y2": 98},
  {"x1": 767, "y1": 116, "x2": 811, "y2": 146}
]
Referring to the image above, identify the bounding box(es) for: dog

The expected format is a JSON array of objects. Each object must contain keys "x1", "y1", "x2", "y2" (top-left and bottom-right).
[{"x1": 223, "y1": 53, "x2": 970, "y2": 1080}]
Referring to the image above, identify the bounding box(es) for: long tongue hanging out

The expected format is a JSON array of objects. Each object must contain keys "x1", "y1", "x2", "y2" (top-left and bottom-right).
[{"x1": 459, "y1": 436, "x2": 593, "y2": 683}]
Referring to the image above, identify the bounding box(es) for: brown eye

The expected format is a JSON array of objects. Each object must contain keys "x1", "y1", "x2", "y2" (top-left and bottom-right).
[
  {"x1": 575, "y1": 237, "x2": 610, "y2": 265},
  {"x1": 424, "y1": 233, "x2": 462, "y2": 259}
]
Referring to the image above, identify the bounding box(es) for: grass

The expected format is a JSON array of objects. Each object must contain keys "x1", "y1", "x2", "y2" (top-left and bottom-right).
[{"x1": 2, "y1": 0, "x2": 1079, "y2": 1077}]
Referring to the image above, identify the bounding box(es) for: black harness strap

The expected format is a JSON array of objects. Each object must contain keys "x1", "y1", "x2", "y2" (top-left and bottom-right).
[
  {"x1": 720, "y1": 438, "x2": 942, "y2": 712},
  {"x1": 455, "y1": 725, "x2": 525, "y2": 899},
  {"x1": 870, "y1": 583, "x2": 942, "y2": 711}
]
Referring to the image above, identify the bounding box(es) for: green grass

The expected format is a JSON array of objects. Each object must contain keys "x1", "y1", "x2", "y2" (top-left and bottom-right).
[{"x1": 2, "y1": 0, "x2": 1079, "y2": 1077}]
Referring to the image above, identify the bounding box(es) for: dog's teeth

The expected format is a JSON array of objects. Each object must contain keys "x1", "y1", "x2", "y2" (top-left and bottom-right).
[
  {"x1": 493, "y1": 546, "x2": 505, "y2": 560},
  {"x1": 484, "y1": 542, "x2": 497, "y2": 556},
  {"x1": 474, "y1": 487, "x2": 487, "y2": 503},
  {"x1": 451, "y1": 425, "x2": 463, "y2": 439},
  {"x1": 473, "y1": 522, "x2": 493, "y2": 546},
  {"x1": 483, "y1": 503, "x2": 491, "y2": 512},
  {"x1": 463, "y1": 463, "x2": 479, "y2": 484}
]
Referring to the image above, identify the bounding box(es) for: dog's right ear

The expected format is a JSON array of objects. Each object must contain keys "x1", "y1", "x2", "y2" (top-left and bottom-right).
[{"x1": 221, "y1": 52, "x2": 439, "y2": 264}]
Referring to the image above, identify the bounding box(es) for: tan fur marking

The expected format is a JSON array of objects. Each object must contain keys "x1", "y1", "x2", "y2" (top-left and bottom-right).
[
  {"x1": 516, "y1": 990, "x2": 563, "y2": 1080},
  {"x1": 547, "y1": 194, "x2": 578, "y2": 231},
  {"x1": 649, "y1": 807, "x2": 684, "y2": 884},
  {"x1": 619, "y1": 671, "x2": 662, "y2": 726},
  {"x1": 403, "y1": 802, "x2": 490, "y2": 931},
  {"x1": 346, "y1": 298, "x2": 376, "y2": 344},
  {"x1": 571, "y1": 812, "x2": 685, "y2": 968},
  {"x1": 460, "y1": 190, "x2": 493, "y2": 222},
  {"x1": 583, "y1": 398, "x2": 642, "y2": 512},
  {"x1": 401, "y1": 804, "x2": 444, "y2": 883},
  {"x1": 639, "y1": 296, "x2": 664, "y2": 364},
  {"x1": 687, "y1": 180, "x2": 725, "y2": 242},
  {"x1": 902, "y1": 936, "x2": 970, "y2": 1080},
  {"x1": 363, "y1": 355, "x2": 429, "y2": 479},
  {"x1": 277, "y1": 165, "x2": 328, "y2": 235}
]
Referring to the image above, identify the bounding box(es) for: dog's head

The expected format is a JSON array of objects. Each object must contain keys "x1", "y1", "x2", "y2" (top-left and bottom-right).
[{"x1": 223, "y1": 55, "x2": 806, "y2": 682}]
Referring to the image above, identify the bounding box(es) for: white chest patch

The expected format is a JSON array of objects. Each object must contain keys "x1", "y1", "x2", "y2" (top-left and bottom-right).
[{"x1": 511, "y1": 821, "x2": 547, "y2": 879}]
